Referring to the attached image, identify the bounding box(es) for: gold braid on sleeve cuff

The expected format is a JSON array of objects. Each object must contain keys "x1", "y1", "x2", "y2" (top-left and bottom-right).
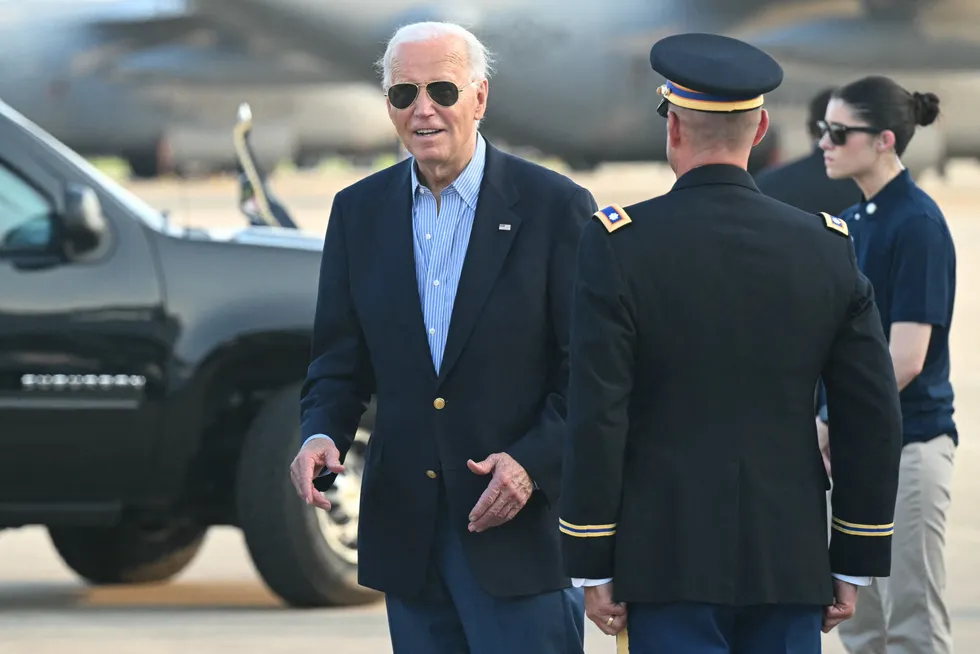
[
  {"x1": 559, "y1": 519, "x2": 617, "y2": 538},
  {"x1": 831, "y1": 517, "x2": 894, "y2": 537}
]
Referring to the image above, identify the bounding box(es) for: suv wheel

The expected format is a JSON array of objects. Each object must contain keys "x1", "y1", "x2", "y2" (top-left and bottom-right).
[
  {"x1": 47, "y1": 517, "x2": 206, "y2": 584},
  {"x1": 235, "y1": 383, "x2": 380, "y2": 607},
  {"x1": 314, "y1": 431, "x2": 366, "y2": 569}
]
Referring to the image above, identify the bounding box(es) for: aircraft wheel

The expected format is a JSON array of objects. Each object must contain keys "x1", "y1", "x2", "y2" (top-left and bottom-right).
[
  {"x1": 126, "y1": 137, "x2": 173, "y2": 179},
  {"x1": 47, "y1": 517, "x2": 206, "y2": 585},
  {"x1": 566, "y1": 157, "x2": 599, "y2": 172}
]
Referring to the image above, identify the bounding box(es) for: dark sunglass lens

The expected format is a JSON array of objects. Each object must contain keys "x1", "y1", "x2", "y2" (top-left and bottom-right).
[
  {"x1": 388, "y1": 84, "x2": 418, "y2": 109},
  {"x1": 820, "y1": 122, "x2": 846, "y2": 146},
  {"x1": 427, "y1": 81, "x2": 460, "y2": 107}
]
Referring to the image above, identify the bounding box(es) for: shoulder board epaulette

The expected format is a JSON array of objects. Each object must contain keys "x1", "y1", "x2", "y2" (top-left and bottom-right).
[
  {"x1": 594, "y1": 204, "x2": 632, "y2": 233},
  {"x1": 820, "y1": 211, "x2": 849, "y2": 237}
]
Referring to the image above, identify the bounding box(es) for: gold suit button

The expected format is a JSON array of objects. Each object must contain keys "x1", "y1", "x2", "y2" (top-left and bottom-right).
[
  {"x1": 426, "y1": 470, "x2": 438, "y2": 479},
  {"x1": 433, "y1": 397, "x2": 446, "y2": 410}
]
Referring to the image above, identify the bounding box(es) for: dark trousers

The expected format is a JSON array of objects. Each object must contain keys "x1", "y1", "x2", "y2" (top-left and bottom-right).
[
  {"x1": 625, "y1": 601, "x2": 822, "y2": 654},
  {"x1": 384, "y1": 491, "x2": 585, "y2": 654}
]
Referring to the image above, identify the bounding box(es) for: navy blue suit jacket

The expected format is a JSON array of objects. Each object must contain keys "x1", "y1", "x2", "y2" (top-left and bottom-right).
[{"x1": 300, "y1": 140, "x2": 597, "y2": 599}]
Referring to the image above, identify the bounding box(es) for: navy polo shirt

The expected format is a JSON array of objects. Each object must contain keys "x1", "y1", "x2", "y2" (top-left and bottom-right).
[{"x1": 821, "y1": 169, "x2": 957, "y2": 446}]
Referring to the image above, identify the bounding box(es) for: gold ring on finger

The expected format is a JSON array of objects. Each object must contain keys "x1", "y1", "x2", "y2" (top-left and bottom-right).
[{"x1": 606, "y1": 616, "x2": 614, "y2": 626}]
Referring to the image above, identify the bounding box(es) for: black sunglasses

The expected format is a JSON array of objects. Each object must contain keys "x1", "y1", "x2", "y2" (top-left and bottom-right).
[
  {"x1": 386, "y1": 80, "x2": 472, "y2": 110},
  {"x1": 817, "y1": 120, "x2": 883, "y2": 146}
]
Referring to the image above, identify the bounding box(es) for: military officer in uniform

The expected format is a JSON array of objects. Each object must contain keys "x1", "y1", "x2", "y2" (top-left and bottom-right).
[{"x1": 559, "y1": 33, "x2": 904, "y2": 653}]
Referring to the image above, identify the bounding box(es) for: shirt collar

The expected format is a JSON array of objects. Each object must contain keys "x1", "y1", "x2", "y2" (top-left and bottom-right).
[
  {"x1": 410, "y1": 132, "x2": 486, "y2": 211},
  {"x1": 860, "y1": 168, "x2": 913, "y2": 219}
]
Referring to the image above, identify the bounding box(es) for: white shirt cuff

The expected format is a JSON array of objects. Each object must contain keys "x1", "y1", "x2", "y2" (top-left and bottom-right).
[
  {"x1": 832, "y1": 573, "x2": 872, "y2": 586},
  {"x1": 304, "y1": 434, "x2": 334, "y2": 446},
  {"x1": 572, "y1": 575, "x2": 869, "y2": 588}
]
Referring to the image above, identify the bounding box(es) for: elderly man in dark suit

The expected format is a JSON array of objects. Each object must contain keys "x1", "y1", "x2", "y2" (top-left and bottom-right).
[{"x1": 288, "y1": 20, "x2": 595, "y2": 654}]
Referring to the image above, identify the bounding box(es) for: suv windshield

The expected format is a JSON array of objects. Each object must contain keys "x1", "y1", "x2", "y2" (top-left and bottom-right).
[{"x1": 0, "y1": 100, "x2": 168, "y2": 233}]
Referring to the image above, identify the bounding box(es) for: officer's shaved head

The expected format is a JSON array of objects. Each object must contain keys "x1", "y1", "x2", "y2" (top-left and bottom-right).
[
  {"x1": 664, "y1": 104, "x2": 769, "y2": 176},
  {"x1": 672, "y1": 106, "x2": 764, "y2": 153}
]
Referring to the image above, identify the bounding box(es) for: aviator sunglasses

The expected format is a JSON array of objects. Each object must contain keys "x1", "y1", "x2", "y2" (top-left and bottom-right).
[
  {"x1": 817, "y1": 120, "x2": 883, "y2": 146},
  {"x1": 386, "y1": 80, "x2": 475, "y2": 110}
]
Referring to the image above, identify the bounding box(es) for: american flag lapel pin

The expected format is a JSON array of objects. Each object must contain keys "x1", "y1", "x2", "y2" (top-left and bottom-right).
[{"x1": 498, "y1": 223, "x2": 511, "y2": 231}]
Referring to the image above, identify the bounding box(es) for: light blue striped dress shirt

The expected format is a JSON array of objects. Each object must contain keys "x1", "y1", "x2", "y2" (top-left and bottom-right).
[
  {"x1": 410, "y1": 132, "x2": 486, "y2": 372},
  {"x1": 305, "y1": 133, "x2": 487, "y2": 449}
]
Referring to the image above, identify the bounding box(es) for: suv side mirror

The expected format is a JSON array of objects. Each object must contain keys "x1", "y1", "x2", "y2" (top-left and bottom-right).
[{"x1": 61, "y1": 183, "x2": 108, "y2": 258}]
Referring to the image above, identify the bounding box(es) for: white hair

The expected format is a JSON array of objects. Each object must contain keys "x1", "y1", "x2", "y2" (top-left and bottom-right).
[{"x1": 376, "y1": 21, "x2": 494, "y2": 90}]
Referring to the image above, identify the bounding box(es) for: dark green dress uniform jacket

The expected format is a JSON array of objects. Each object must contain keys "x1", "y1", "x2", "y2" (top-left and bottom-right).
[{"x1": 559, "y1": 163, "x2": 903, "y2": 607}]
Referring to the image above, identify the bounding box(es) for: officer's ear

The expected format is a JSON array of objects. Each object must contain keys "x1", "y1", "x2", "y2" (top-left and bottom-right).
[
  {"x1": 667, "y1": 110, "x2": 682, "y2": 147},
  {"x1": 752, "y1": 109, "x2": 770, "y2": 147}
]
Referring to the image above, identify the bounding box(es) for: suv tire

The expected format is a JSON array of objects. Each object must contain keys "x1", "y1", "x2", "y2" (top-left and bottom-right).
[{"x1": 235, "y1": 382, "x2": 379, "y2": 607}]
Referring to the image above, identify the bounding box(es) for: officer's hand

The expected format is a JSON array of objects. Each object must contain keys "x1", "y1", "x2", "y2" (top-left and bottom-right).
[
  {"x1": 816, "y1": 417, "x2": 831, "y2": 477},
  {"x1": 466, "y1": 453, "x2": 533, "y2": 532},
  {"x1": 585, "y1": 582, "x2": 627, "y2": 636},
  {"x1": 289, "y1": 439, "x2": 344, "y2": 511},
  {"x1": 822, "y1": 578, "x2": 858, "y2": 633}
]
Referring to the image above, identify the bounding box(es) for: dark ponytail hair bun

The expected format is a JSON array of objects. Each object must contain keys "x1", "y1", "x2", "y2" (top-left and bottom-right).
[
  {"x1": 913, "y1": 91, "x2": 940, "y2": 127},
  {"x1": 832, "y1": 76, "x2": 940, "y2": 156}
]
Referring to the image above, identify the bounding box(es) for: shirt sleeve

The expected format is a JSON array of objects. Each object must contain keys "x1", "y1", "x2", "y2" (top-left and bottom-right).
[{"x1": 889, "y1": 216, "x2": 953, "y2": 327}]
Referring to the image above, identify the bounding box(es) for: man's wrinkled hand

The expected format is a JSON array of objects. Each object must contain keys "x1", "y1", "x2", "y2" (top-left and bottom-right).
[
  {"x1": 816, "y1": 417, "x2": 831, "y2": 477},
  {"x1": 466, "y1": 453, "x2": 533, "y2": 532},
  {"x1": 823, "y1": 578, "x2": 858, "y2": 633},
  {"x1": 289, "y1": 439, "x2": 344, "y2": 511},
  {"x1": 586, "y1": 582, "x2": 627, "y2": 636}
]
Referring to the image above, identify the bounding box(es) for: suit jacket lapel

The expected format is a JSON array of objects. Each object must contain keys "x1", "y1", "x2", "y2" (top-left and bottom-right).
[
  {"x1": 374, "y1": 161, "x2": 437, "y2": 379},
  {"x1": 438, "y1": 143, "x2": 522, "y2": 384}
]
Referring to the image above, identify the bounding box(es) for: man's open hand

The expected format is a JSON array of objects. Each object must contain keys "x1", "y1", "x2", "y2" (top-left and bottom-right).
[
  {"x1": 586, "y1": 582, "x2": 627, "y2": 636},
  {"x1": 289, "y1": 438, "x2": 344, "y2": 511},
  {"x1": 466, "y1": 453, "x2": 533, "y2": 532},
  {"x1": 823, "y1": 578, "x2": 858, "y2": 633}
]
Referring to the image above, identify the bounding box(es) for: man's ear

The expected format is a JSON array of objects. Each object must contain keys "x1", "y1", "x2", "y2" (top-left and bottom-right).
[
  {"x1": 667, "y1": 111, "x2": 681, "y2": 147},
  {"x1": 474, "y1": 79, "x2": 489, "y2": 121},
  {"x1": 752, "y1": 109, "x2": 770, "y2": 147}
]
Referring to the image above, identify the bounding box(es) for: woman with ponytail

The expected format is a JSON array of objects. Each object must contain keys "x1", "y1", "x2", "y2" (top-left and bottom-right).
[{"x1": 815, "y1": 75, "x2": 958, "y2": 654}]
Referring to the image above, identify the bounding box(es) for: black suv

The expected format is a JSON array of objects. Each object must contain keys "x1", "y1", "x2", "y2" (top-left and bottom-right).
[{"x1": 0, "y1": 97, "x2": 376, "y2": 607}]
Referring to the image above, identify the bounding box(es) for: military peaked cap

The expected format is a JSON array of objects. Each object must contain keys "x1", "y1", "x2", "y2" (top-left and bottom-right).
[{"x1": 650, "y1": 32, "x2": 783, "y2": 117}]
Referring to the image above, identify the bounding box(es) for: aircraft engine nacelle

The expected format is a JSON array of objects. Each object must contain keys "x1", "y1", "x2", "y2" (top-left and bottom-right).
[{"x1": 862, "y1": 0, "x2": 944, "y2": 21}]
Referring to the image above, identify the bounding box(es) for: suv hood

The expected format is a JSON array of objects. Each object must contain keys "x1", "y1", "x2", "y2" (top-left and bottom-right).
[{"x1": 165, "y1": 223, "x2": 323, "y2": 252}]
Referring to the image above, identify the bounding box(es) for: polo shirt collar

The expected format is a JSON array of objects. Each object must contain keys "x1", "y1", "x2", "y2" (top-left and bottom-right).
[{"x1": 859, "y1": 168, "x2": 912, "y2": 219}]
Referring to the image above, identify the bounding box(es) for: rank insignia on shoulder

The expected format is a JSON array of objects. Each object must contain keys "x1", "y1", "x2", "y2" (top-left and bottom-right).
[
  {"x1": 820, "y1": 212, "x2": 849, "y2": 237},
  {"x1": 595, "y1": 204, "x2": 632, "y2": 233}
]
